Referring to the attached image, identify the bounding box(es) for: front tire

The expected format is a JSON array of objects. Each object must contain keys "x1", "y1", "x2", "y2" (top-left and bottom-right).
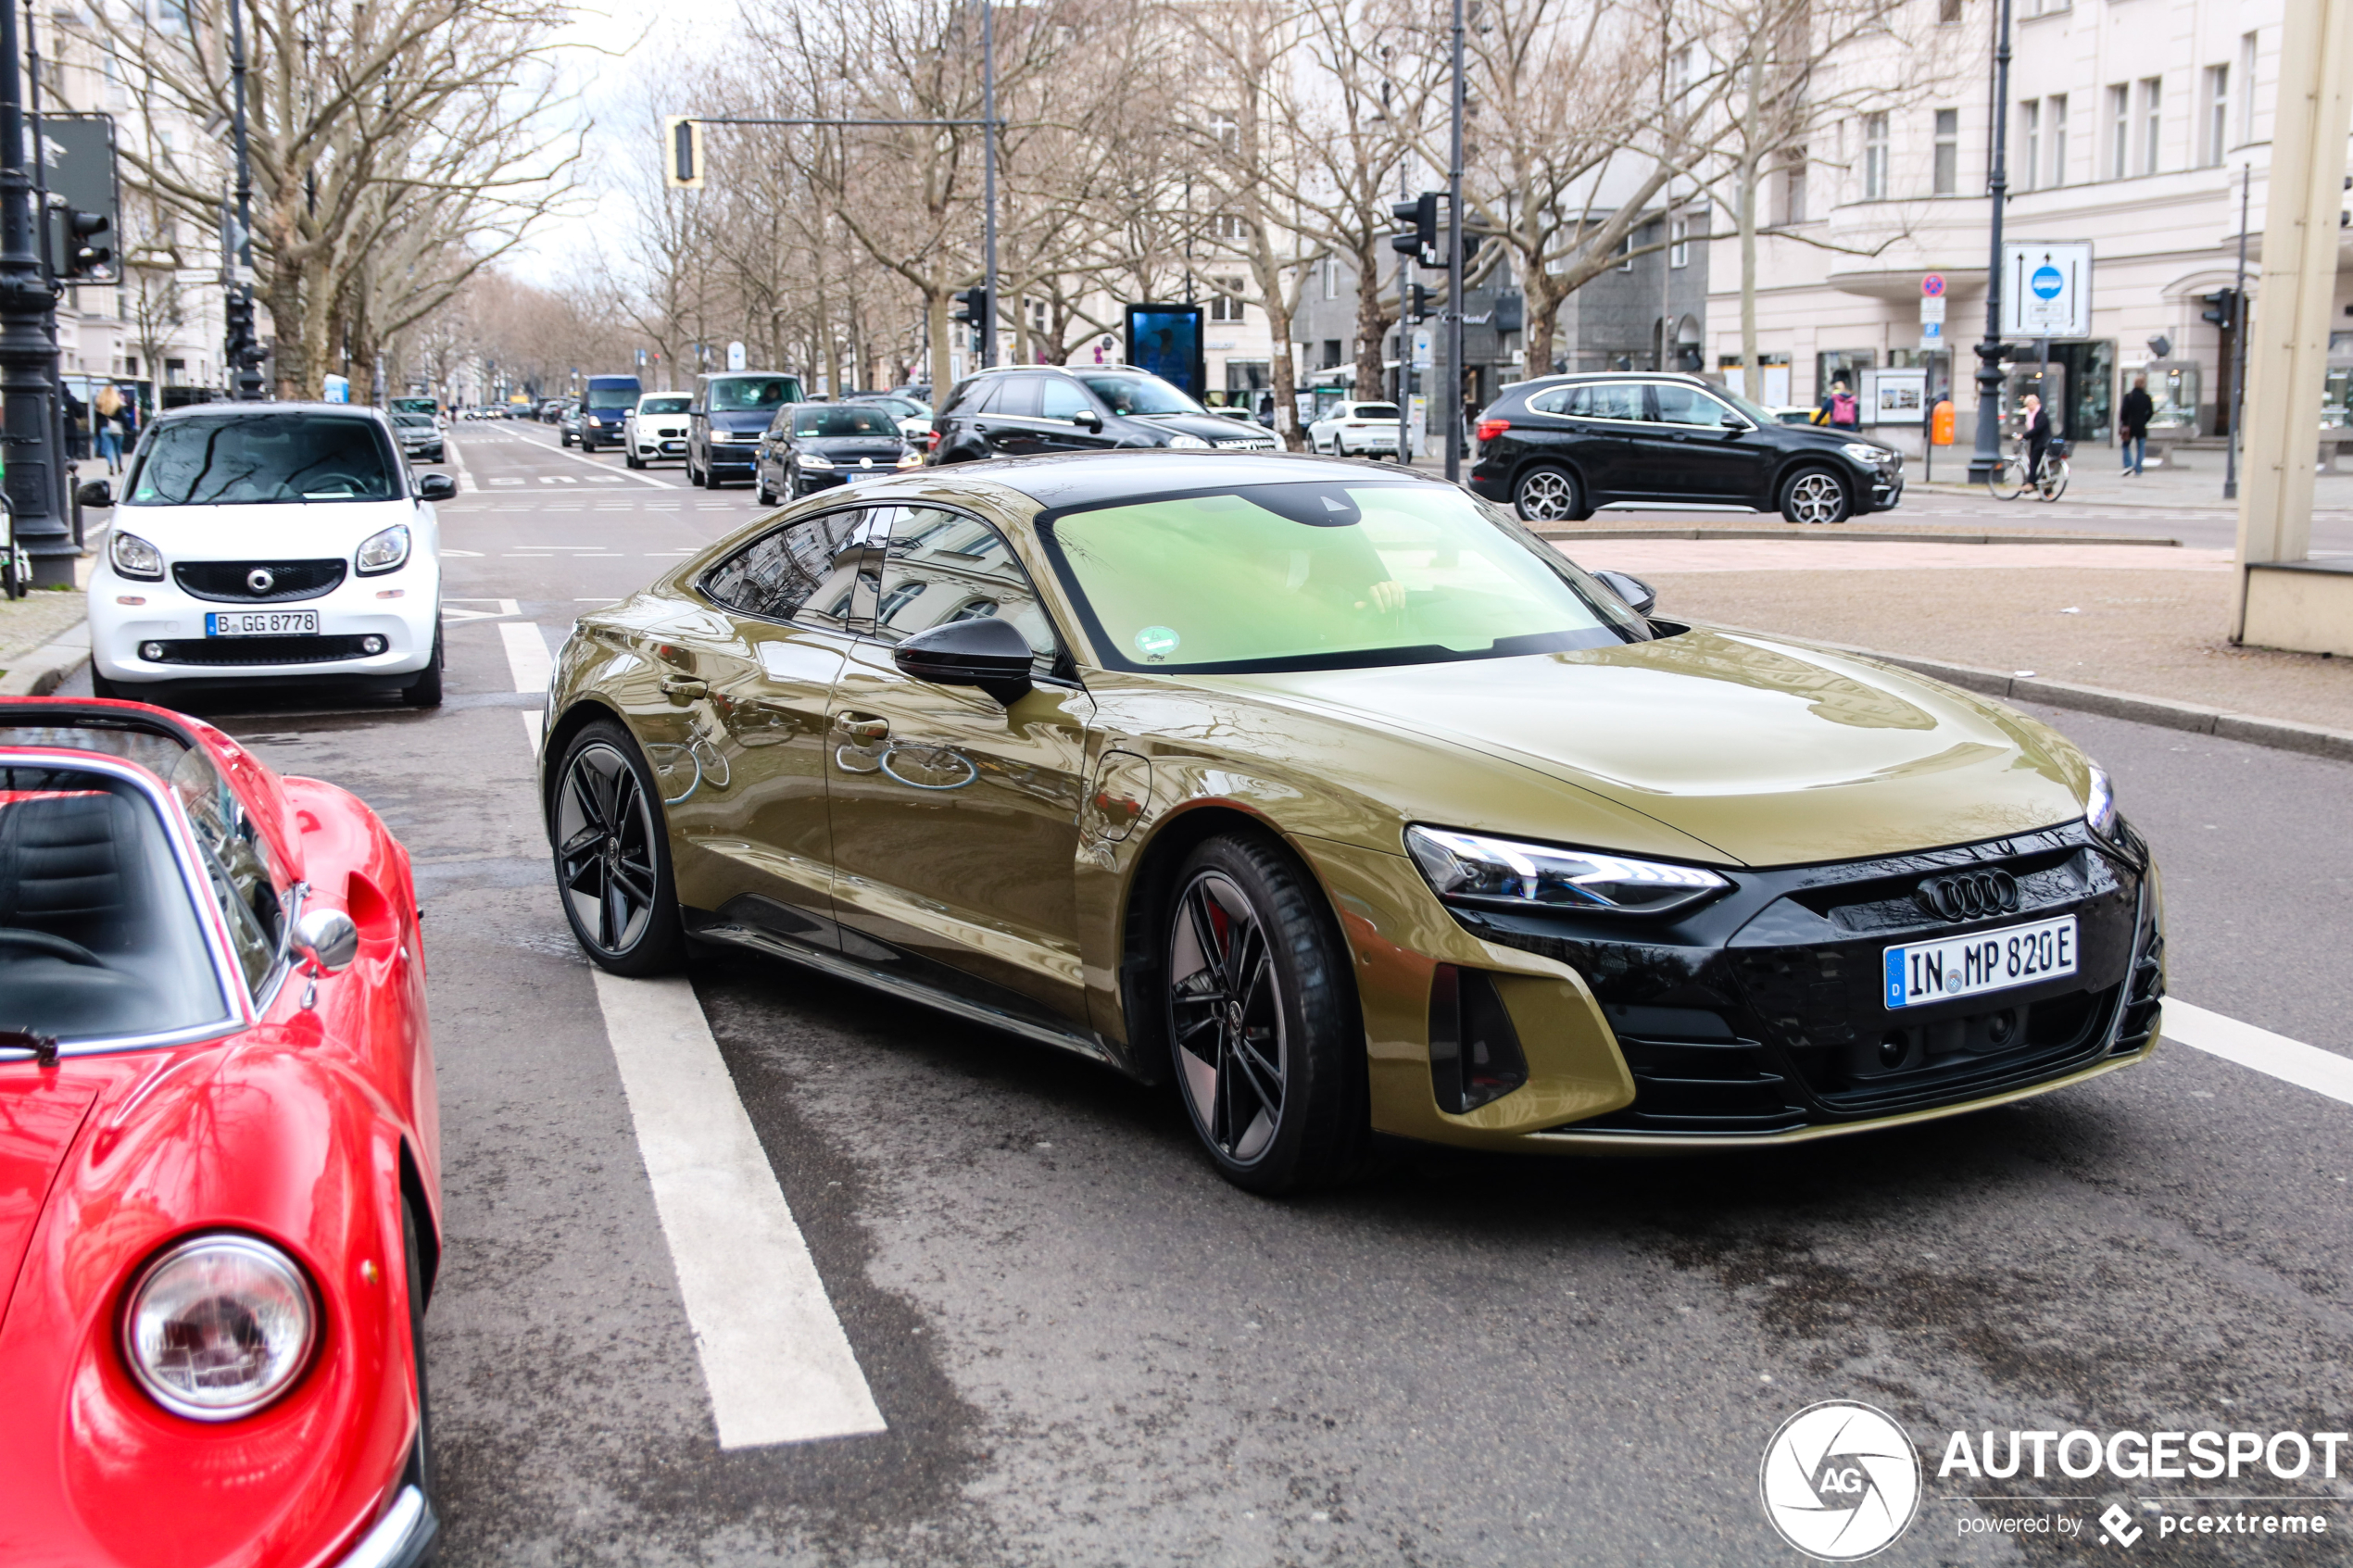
[
  {"x1": 551, "y1": 721, "x2": 685, "y2": 974},
  {"x1": 403, "y1": 623, "x2": 445, "y2": 708},
  {"x1": 1163, "y1": 834, "x2": 1369, "y2": 1195},
  {"x1": 1780, "y1": 466, "x2": 1851, "y2": 525},
  {"x1": 1513, "y1": 463, "x2": 1586, "y2": 523}
]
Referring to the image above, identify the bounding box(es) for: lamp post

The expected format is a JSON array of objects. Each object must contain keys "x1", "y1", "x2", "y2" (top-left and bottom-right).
[
  {"x1": 979, "y1": 0, "x2": 997, "y2": 369},
  {"x1": 1444, "y1": 0, "x2": 1466, "y2": 482},
  {"x1": 0, "y1": 0, "x2": 74, "y2": 586},
  {"x1": 1965, "y1": 0, "x2": 2015, "y2": 483},
  {"x1": 223, "y1": 0, "x2": 264, "y2": 399}
]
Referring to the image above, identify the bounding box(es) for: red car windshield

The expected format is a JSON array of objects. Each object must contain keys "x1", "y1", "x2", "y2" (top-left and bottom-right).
[{"x1": 0, "y1": 761, "x2": 235, "y2": 1046}]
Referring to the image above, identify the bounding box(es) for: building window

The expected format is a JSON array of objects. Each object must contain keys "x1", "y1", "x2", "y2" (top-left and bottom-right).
[
  {"x1": 1938, "y1": 0, "x2": 1960, "y2": 23},
  {"x1": 1320, "y1": 338, "x2": 1342, "y2": 369},
  {"x1": 1668, "y1": 212, "x2": 1689, "y2": 267},
  {"x1": 2020, "y1": 100, "x2": 2040, "y2": 192},
  {"x1": 1322, "y1": 257, "x2": 1339, "y2": 299},
  {"x1": 1208, "y1": 278, "x2": 1246, "y2": 321},
  {"x1": 1617, "y1": 230, "x2": 1635, "y2": 271},
  {"x1": 2108, "y1": 83, "x2": 2130, "y2": 179},
  {"x1": 1776, "y1": 148, "x2": 1807, "y2": 224},
  {"x1": 1932, "y1": 108, "x2": 1958, "y2": 194},
  {"x1": 2048, "y1": 94, "x2": 2068, "y2": 186},
  {"x1": 1212, "y1": 212, "x2": 1247, "y2": 244},
  {"x1": 1206, "y1": 112, "x2": 1239, "y2": 156},
  {"x1": 1862, "y1": 113, "x2": 1888, "y2": 200},
  {"x1": 2239, "y1": 32, "x2": 2259, "y2": 144},
  {"x1": 2202, "y1": 65, "x2": 2228, "y2": 165},
  {"x1": 1667, "y1": 44, "x2": 1692, "y2": 99},
  {"x1": 2140, "y1": 77, "x2": 2162, "y2": 175}
]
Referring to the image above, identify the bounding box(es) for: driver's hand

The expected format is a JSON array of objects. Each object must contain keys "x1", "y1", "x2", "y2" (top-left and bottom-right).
[{"x1": 1353, "y1": 580, "x2": 1406, "y2": 613}]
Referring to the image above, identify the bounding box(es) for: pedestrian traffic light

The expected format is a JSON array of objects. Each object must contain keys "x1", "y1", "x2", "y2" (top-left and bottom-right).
[
  {"x1": 61, "y1": 209, "x2": 111, "y2": 280},
  {"x1": 2199, "y1": 289, "x2": 2240, "y2": 328},
  {"x1": 663, "y1": 117, "x2": 704, "y2": 190},
  {"x1": 1390, "y1": 192, "x2": 1438, "y2": 262},
  {"x1": 1409, "y1": 283, "x2": 1432, "y2": 322}
]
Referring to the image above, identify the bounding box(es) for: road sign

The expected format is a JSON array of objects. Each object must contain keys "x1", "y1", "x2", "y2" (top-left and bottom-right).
[
  {"x1": 1919, "y1": 296, "x2": 1946, "y2": 325},
  {"x1": 1999, "y1": 240, "x2": 2093, "y2": 338},
  {"x1": 726, "y1": 341, "x2": 746, "y2": 370},
  {"x1": 1921, "y1": 274, "x2": 1945, "y2": 297}
]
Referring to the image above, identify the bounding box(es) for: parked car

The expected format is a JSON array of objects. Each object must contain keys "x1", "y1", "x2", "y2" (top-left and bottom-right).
[
  {"x1": 1466, "y1": 372, "x2": 1906, "y2": 525},
  {"x1": 391, "y1": 411, "x2": 446, "y2": 464},
  {"x1": 1307, "y1": 400, "x2": 1403, "y2": 458},
  {"x1": 624, "y1": 392, "x2": 693, "y2": 469},
  {"x1": 575, "y1": 374, "x2": 642, "y2": 452},
  {"x1": 536, "y1": 450, "x2": 2159, "y2": 1193},
  {"x1": 82, "y1": 404, "x2": 452, "y2": 706},
  {"x1": 557, "y1": 401, "x2": 584, "y2": 444},
  {"x1": 0, "y1": 695, "x2": 443, "y2": 1568},
  {"x1": 845, "y1": 391, "x2": 934, "y2": 443},
  {"x1": 754, "y1": 401, "x2": 922, "y2": 503},
  {"x1": 928, "y1": 366, "x2": 1277, "y2": 463},
  {"x1": 687, "y1": 371, "x2": 805, "y2": 489}
]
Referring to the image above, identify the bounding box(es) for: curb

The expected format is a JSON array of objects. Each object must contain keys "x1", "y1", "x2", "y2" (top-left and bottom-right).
[
  {"x1": 1542, "y1": 525, "x2": 2175, "y2": 546},
  {"x1": 1718, "y1": 622, "x2": 2353, "y2": 764},
  {"x1": 0, "y1": 621, "x2": 92, "y2": 697}
]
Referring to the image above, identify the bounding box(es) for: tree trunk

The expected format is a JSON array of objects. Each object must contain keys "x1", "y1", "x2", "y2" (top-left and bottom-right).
[
  {"x1": 1739, "y1": 46, "x2": 1764, "y2": 402},
  {"x1": 927, "y1": 291, "x2": 954, "y2": 398},
  {"x1": 1263, "y1": 283, "x2": 1303, "y2": 451},
  {"x1": 1353, "y1": 247, "x2": 1392, "y2": 403}
]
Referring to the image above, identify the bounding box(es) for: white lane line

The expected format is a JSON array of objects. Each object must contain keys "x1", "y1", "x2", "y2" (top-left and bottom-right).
[
  {"x1": 2165, "y1": 1002, "x2": 2353, "y2": 1108},
  {"x1": 589, "y1": 971, "x2": 887, "y2": 1449},
  {"x1": 447, "y1": 435, "x2": 478, "y2": 494},
  {"x1": 528, "y1": 429, "x2": 673, "y2": 489},
  {"x1": 499, "y1": 621, "x2": 553, "y2": 693},
  {"x1": 522, "y1": 709, "x2": 543, "y2": 752}
]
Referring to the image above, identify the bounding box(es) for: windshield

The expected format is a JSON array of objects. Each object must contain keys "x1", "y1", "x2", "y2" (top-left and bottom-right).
[
  {"x1": 393, "y1": 413, "x2": 434, "y2": 430},
  {"x1": 585, "y1": 380, "x2": 641, "y2": 411},
  {"x1": 390, "y1": 398, "x2": 434, "y2": 416},
  {"x1": 127, "y1": 414, "x2": 400, "y2": 505},
  {"x1": 1079, "y1": 374, "x2": 1203, "y2": 417},
  {"x1": 792, "y1": 406, "x2": 900, "y2": 438},
  {"x1": 709, "y1": 376, "x2": 801, "y2": 412},
  {"x1": 1039, "y1": 481, "x2": 1650, "y2": 674},
  {"x1": 1713, "y1": 385, "x2": 1780, "y2": 427},
  {"x1": 639, "y1": 395, "x2": 691, "y2": 415},
  {"x1": 0, "y1": 759, "x2": 234, "y2": 1045}
]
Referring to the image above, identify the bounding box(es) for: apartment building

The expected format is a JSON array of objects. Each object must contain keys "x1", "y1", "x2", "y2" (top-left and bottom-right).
[{"x1": 1710, "y1": 0, "x2": 2332, "y2": 448}]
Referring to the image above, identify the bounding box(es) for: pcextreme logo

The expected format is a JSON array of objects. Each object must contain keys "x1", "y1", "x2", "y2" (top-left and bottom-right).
[{"x1": 1760, "y1": 1401, "x2": 1924, "y2": 1561}]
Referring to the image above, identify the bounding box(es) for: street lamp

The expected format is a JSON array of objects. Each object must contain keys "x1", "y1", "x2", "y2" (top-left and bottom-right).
[
  {"x1": 1965, "y1": 0, "x2": 2016, "y2": 483},
  {"x1": 0, "y1": 0, "x2": 74, "y2": 585},
  {"x1": 222, "y1": 0, "x2": 264, "y2": 399}
]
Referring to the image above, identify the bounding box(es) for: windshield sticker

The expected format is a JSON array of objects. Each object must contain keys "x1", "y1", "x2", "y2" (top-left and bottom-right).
[{"x1": 1135, "y1": 625, "x2": 1181, "y2": 660}]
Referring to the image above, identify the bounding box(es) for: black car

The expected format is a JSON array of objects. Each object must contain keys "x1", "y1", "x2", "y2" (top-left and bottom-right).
[
  {"x1": 929, "y1": 366, "x2": 1278, "y2": 464},
  {"x1": 687, "y1": 371, "x2": 805, "y2": 488},
  {"x1": 754, "y1": 402, "x2": 920, "y2": 502},
  {"x1": 1468, "y1": 372, "x2": 1905, "y2": 525}
]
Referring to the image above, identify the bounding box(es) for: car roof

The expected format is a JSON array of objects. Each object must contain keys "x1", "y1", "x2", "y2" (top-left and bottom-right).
[
  {"x1": 1497, "y1": 370, "x2": 1715, "y2": 396},
  {"x1": 152, "y1": 400, "x2": 392, "y2": 423},
  {"x1": 911, "y1": 449, "x2": 1454, "y2": 511}
]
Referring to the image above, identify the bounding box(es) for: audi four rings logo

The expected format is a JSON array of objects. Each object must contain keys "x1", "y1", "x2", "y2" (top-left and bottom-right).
[
  {"x1": 1917, "y1": 869, "x2": 2020, "y2": 922},
  {"x1": 1760, "y1": 1401, "x2": 1922, "y2": 1560},
  {"x1": 245, "y1": 568, "x2": 276, "y2": 595}
]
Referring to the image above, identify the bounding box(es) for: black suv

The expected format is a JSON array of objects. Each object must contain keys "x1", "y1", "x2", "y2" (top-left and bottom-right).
[
  {"x1": 1468, "y1": 372, "x2": 1904, "y2": 524},
  {"x1": 929, "y1": 366, "x2": 1277, "y2": 463}
]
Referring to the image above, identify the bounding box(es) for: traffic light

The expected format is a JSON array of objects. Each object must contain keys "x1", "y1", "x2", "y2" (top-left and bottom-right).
[
  {"x1": 2199, "y1": 289, "x2": 2240, "y2": 329},
  {"x1": 1390, "y1": 192, "x2": 1438, "y2": 262},
  {"x1": 61, "y1": 209, "x2": 111, "y2": 280},
  {"x1": 952, "y1": 285, "x2": 990, "y2": 328},
  {"x1": 1409, "y1": 283, "x2": 1432, "y2": 322},
  {"x1": 663, "y1": 116, "x2": 704, "y2": 190}
]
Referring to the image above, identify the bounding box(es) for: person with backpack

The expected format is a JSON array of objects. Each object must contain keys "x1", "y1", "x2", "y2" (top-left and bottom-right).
[{"x1": 1817, "y1": 380, "x2": 1859, "y2": 430}]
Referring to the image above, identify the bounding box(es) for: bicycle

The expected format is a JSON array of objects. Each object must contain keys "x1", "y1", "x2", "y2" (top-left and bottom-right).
[{"x1": 1986, "y1": 437, "x2": 2070, "y2": 502}]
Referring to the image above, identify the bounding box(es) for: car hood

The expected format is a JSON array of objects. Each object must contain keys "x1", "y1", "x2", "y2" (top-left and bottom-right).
[
  {"x1": 803, "y1": 435, "x2": 908, "y2": 458},
  {"x1": 1195, "y1": 627, "x2": 2088, "y2": 867},
  {"x1": 708, "y1": 410, "x2": 778, "y2": 433},
  {"x1": 0, "y1": 1074, "x2": 102, "y2": 1329},
  {"x1": 111, "y1": 499, "x2": 419, "y2": 559},
  {"x1": 1773, "y1": 422, "x2": 1885, "y2": 456},
  {"x1": 1134, "y1": 412, "x2": 1264, "y2": 442}
]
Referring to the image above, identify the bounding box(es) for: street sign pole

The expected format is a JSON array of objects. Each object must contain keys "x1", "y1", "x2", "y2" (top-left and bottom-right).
[
  {"x1": 0, "y1": 0, "x2": 74, "y2": 586},
  {"x1": 1967, "y1": 0, "x2": 2015, "y2": 484}
]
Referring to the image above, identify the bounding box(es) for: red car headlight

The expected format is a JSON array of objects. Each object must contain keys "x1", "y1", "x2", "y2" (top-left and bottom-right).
[{"x1": 121, "y1": 1235, "x2": 319, "y2": 1421}]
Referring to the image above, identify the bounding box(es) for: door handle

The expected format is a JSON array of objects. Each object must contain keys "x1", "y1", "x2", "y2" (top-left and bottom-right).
[
  {"x1": 835, "y1": 714, "x2": 889, "y2": 741},
  {"x1": 661, "y1": 676, "x2": 707, "y2": 701}
]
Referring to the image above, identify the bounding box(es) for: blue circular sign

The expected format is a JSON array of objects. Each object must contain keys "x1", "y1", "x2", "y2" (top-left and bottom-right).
[{"x1": 2030, "y1": 265, "x2": 2065, "y2": 300}]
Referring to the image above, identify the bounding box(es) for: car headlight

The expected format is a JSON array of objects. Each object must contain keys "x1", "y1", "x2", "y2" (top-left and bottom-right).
[
  {"x1": 121, "y1": 1235, "x2": 318, "y2": 1421},
  {"x1": 799, "y1": 452, "x2": 834, "y2": 469},
  {"x1": 895, "y1": 452, "x2": 924, "y2": 469},
  {"x1": 2085, "y1": 762, "x2": 2120, "y2": 842},
  {"x1": 356, "y1": 523, "x2": 410, "y2": 575},
  {"x1": 109, "y1": 529, "x2": 164, "y2": 581},
  {"x1": 1165, "y1": 433, "x2": 1212, "y2": 449},
  {"x1": 1405, "y1": 825, "x2": 1731, "y2": 917},
  {"x1": 1841, "y1": 442, "x2": 1895, "y2": 466}
]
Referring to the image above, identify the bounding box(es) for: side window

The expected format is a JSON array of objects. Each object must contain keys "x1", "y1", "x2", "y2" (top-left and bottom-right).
[
  {"x1": 1649, "y1": 385, "x2": 1732, "y2": 427},
  {"x1": 1567, "y1": 383, "x2": 1645, "y2": 420},
  {"x1": 979, "y1": 377, "x2": 1040, "y2": 418},
  {"x1": 703, "y1": 508, "x2": 880, "y2": 630},
  {"x1": 873, "y1": 508, "x2": 1059, "y2": 672},
  {"x1": 1039, "y1": 378, "x2": 1090, "y2": 420},
  {"x1": 1528, "y1": 387, "x2": 1572, "y2": 415},
  {"x1": 169, "y1": 747, "x2": 282, "y2": 994},
  {"x1": 938, "y1": 379, "x2": 981, "y2": 415}
]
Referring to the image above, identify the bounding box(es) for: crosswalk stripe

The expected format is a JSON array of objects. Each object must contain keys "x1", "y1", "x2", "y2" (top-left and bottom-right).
[{"x1": 499, "y1": 621, "x2": 552, "y2": 693}]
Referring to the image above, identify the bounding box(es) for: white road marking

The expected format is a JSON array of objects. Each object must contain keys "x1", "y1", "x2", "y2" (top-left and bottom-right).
[
  {"x1": 519, "y1": 425, "x2": 673, "y2": 489},
  {"x1": 588, "y1": 971, "x2": 887, "y2": 1449},
  {"x1": 522, "y1": 709, "x2": 543, "y2": 751},
  {"x1": 442, "y1": 597, "x2": 521, "y2": 623},
  {"x1": 499, "y1": 621, "x2": 553, "y2": 693},
  {"x1": 2164, "y1": 1002, "x2": 2353, "y2": 1108}
]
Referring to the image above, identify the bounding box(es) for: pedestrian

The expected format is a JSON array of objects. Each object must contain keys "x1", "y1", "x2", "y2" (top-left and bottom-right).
[
  {"x1": 61, "y1": 387, "x2": 88, "y2": 460},
  {"x1": 1817, "y1": 379, "x2": 1859, "y2": 429},
  {"x1": 2119, "y1": 374, "x2": 2154, "y2": 477},
  {"x1": 94, "y1": 383, "x2": 126, "y2": 474},
  {"x1": 2021, "y1": 392, "x2": 2052, "y2": 484}
]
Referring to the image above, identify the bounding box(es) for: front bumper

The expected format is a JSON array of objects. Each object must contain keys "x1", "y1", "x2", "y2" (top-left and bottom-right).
[
  {"x1": 90, "y1": 557, "x2": 440, "y2": 685},
  {"x1": 339, "y1": 1483, "x2": 438, "y2": 1568},
  {"x1": 707, "y1": 441, "x2": 761, "y2": 470}
]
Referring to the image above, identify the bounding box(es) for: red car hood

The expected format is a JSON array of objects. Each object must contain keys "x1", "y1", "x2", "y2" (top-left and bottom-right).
[{"x1": 0, "y1": 1074, "x2": 102, "y2": 1330}]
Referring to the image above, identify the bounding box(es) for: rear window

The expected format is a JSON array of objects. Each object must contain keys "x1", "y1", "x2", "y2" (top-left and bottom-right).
[
  {"x1": 584, "y1": 379, "x2": 642, "y2": 410},
  {"x1": 127, "y1": 414, "x2": 399, "y2": 505},
  {"x1": 1350, "y1": 404, "x2": 1399, "y2": 420}
]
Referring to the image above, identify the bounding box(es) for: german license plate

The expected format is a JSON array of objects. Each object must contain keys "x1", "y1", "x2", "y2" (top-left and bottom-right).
[
  {"x1": 1883, "y1": 915, "x2": 2077, "y2": 1010},
  {"x1": 207, "y1": 609, "x2": 319, "y2": 637}
]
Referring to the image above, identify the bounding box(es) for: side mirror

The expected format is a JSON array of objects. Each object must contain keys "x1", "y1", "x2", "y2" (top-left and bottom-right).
[
  {"x1": 1595, "y1": 569, "x2": 1657, "y2": 617},
  {"x1": 1073, "y1": 410, "x2": 1102, "y2": 432},
  {"x1": 293, "y1": 906, "x2": 360, "y2": 974},
  {"x1": 890, "y1": 616, "x2": 1035, "y2": 707},
  {"x1": 417, "y1": 472, "x2": 458, "y2": 501},
  {"x1": 75, "y1": 480, "x2": 114, "y2": 509}
]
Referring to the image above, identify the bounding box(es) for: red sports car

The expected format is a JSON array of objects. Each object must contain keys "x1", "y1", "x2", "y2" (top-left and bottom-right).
[{"x1": 0, "y1": 697, "x2": 442, "y2": 1568}]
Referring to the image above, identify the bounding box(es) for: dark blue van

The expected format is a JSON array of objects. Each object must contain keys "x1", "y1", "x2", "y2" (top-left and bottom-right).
[
  {"x1": 687, "y1": 371, "x2": 803, "y2": 488},
  {"x1": 576, "y1": 374, "x2": 642, "y2": 452}
]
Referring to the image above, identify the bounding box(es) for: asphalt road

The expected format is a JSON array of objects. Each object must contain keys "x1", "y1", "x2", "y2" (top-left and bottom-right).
[{"x1": 64, "y1": 421, "x2": 2353, "y2": 1565}]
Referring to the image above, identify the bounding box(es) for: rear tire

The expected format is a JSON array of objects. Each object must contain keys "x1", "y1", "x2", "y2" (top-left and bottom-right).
[
  {"x1": 687, "y1": 452, "x2": 707, "y2": 487},
  {"x1": 1780, "y1": 466, "x2": 1851, "y2": 525},
  {"x1": 756, "y1": 472, "x2": 777, "y2": 506},
  {"x1": 551, "y1": 720, "x2": 686, "y2": 975},
  {"x1": 1513, "y1": 464, "x2": 1587, "y2": 523}
]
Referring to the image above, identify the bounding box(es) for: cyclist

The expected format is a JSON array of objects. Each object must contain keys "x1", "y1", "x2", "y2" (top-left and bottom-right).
[{"x1": 2020, "y1": 393, "x2": 2053, "y2": 487}]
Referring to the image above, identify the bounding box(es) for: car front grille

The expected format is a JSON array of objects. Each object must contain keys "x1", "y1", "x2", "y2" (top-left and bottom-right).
[
  {"x1": 172, "y1": 559, "x2": 349, "y2": 603},
  {"x1": 146, "y1": 635, "x2": 377, "y2": 666}
]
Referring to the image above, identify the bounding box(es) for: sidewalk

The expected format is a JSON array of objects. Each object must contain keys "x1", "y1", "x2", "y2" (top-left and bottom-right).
[
  {"x1": 0, "y1": 456, "x2": 107, "y2": 693},
  {"x1": 1913, "y1": 456, "x2": 2353, "y2": 514}
]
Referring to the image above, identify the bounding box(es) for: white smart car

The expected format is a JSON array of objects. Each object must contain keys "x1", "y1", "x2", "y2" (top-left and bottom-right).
[
  {"x1": 1307, "y1": 400, "x2": 1403, "y2": 458},
  {"x1": 84, "y1": 403, "x2": 453, "y2": 706},
  {"x1": 623, "y1": 391, "x2": 693, "y2": 469}
]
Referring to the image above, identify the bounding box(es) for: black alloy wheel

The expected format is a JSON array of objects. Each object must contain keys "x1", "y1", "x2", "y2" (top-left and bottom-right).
[
  {"x1": 1513, "y1": 464, "x2": 1587, "y2": 523},
  {"x1": 1780, "y1": 466, "x2": 1852, "y2": 525},
  {"x1": 552, "y1": 721, "x2": 684, "y2": 974},
  {"x1": 1164, "y1": 834, "x2": 1369, "y2": 1194}
]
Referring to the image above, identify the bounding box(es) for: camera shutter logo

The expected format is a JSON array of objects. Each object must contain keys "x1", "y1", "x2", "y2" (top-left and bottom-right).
[{"x1": 1759, "y1": 1401, "x2": 1921, "y2": 1560}]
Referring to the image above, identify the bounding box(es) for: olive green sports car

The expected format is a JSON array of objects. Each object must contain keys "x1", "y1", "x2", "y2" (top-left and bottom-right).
[{"x1": 538, "y1": 452, "x2": 2163, "y2": 1192}]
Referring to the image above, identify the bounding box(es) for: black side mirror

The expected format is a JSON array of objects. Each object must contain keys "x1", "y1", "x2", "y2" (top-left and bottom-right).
[
  {"x1": 75, "y1": 480, "x2": 114, "y2": 509},
  {"x1": 1595, "y1": 569, "x2": 1656, "y2": 617},
  {"x1": 891, "y1": 616, "x2": 1035, "y2": 707},
  {"x1": 417, "y1": 472, "x2": 458, "y2": 502},
  {"x1": 1073, "y1": 410, "x2": 1102, "y2": 432}
]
